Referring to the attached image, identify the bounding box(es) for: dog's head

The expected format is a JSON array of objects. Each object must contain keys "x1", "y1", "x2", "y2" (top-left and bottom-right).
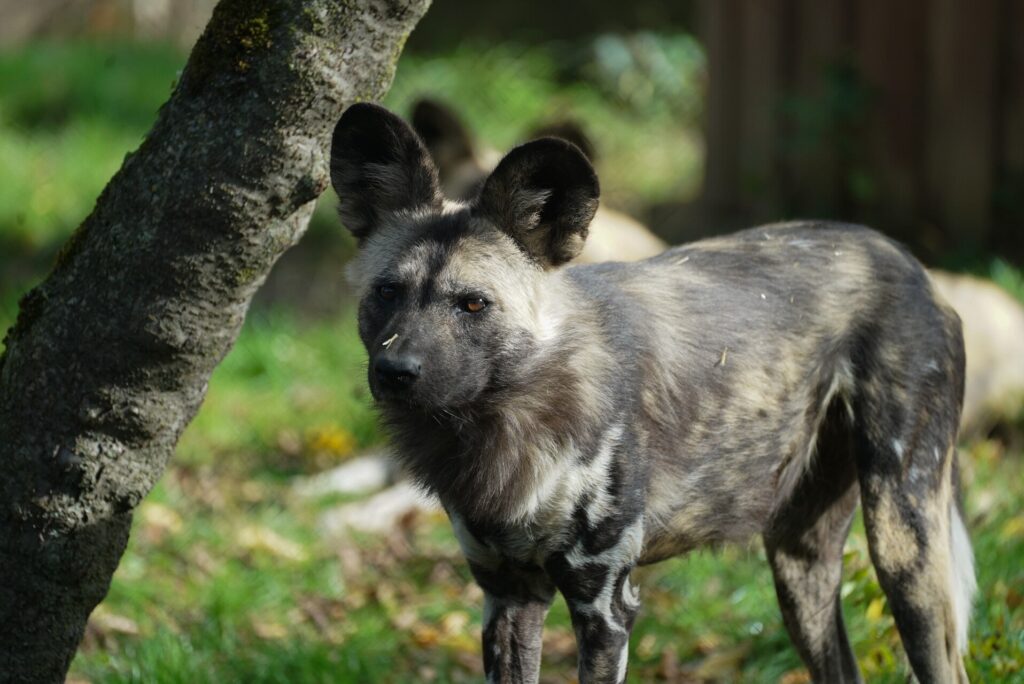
[{"x1": 330, "y1": 103, "x2": 599, "y2": 411}]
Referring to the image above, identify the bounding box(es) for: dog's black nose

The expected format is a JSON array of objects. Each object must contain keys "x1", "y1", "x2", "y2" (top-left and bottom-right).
[{"x1": 374, "y1": 356, "x2": 421, "y2": 388}]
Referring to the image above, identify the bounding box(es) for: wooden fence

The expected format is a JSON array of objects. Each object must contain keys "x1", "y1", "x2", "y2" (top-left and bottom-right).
[{"x1": 696, "y1": 0, "x2": 1023, "y2": 261}]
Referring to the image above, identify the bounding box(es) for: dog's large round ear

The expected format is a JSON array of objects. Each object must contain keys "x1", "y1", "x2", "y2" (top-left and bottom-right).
[
  {"x1": 330, "y1": 102, "x2": 441, "y2": 241},
  {"x1": 474, "y1": 138, "x2": 599, "y2": 268}
]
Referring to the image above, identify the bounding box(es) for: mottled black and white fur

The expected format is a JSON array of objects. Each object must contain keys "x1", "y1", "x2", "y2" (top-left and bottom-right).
[{"x1": 330, "y1": 103, "x2": 976, "y2": 684}]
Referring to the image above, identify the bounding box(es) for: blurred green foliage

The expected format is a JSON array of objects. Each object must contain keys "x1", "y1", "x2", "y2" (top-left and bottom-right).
[
  {"x1": 0, "y1": 42, "x2": 183, "y2": 252},
  {"x1": 385, "y1": 36, "x2": 704, "y2": 214},
  {"x1": 0, "y1": 37, "x2": 703, "y2": 259},
  {"x1": 66, "y1": 432, "x2": 1024, "y2": 682}
]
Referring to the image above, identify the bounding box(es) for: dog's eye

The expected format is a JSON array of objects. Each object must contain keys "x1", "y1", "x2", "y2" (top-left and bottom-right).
[
  {"x1": 377, "y1": 284, "x2": 397, "y2": 301},
  {"x1": 459, "y1": 297, "x2": 488, "y2": 313}
]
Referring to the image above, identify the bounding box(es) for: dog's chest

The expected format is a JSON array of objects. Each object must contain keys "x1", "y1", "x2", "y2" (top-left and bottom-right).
[{"x1": 450, "y1": 424, "x2": 627, "y2": 567}]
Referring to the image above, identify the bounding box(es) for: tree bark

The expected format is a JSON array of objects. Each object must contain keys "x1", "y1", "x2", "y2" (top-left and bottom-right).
[{"x1": 0, "y1": 0, "x2": 431, "y2": 680}]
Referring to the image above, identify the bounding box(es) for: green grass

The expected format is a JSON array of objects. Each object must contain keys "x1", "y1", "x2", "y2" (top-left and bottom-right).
[
  {"x1": 175, "y1": 311, "x2": 378, "y2": 474},
  {"x1": 67, "y1": 378, "x2": 1024, "y2": 682},
  {"x1": 1, "y1": 39, "x2": 1022, "y2": 683}
]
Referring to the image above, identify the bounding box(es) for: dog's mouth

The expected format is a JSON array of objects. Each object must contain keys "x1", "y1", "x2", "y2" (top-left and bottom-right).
[
  {"x1": 369, "y1": 376, "x2": 486, "y2": 415},
  {"x1": 368, "y1": 378, "x2": 416, "y2": 405}
]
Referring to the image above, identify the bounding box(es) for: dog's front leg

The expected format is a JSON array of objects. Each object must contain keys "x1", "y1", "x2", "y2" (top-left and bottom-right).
[
  {"x1": 450, "y1": 513, "x2": 555, "y2": 682},
  {"x1": 480, "y1": 590, "x2": 553, "y2": 683},
  {"x1": 549, "y1": 558, "x2": 640, "y2": 684},
  {"x1": 471, "y1": 562, "x2": 555, "y2": 684}
]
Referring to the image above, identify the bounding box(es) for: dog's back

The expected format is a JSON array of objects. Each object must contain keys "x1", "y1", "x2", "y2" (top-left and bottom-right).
[{"x1": 564, "y1": 223, "x2": 962, "y2": 559}]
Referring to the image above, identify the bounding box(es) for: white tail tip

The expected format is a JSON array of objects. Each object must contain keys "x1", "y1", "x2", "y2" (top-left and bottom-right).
[{"x1": 950, "y1": 507, "x2": 977, "y2": 653}]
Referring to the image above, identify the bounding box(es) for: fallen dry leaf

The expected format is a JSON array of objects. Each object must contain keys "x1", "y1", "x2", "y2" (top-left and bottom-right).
[
  {"x1": 237, "y1": 525, "x2": 308, "y2": 562},
  {"x1": 659, "y1": 645, "x2": 679, "y2": 681},
  {"x1": 138, "y1": 502, "x2": 182, "y2": 544},
  {"x1": 413, "y1": 624, "x2": 441, "y2": 648},
  {"x1": 307, "y1": 424, "x2": 357, "y2": 458},
  {"x1": 543, "y1": 627, "x2": 578, "y2": 660},
  {"x1": 637, "y1": 633, "x2": 657, "y2": 659},
  {"x1": 441, "y1": 611, "x2": 470, "y2": 636},
  {"x1": 1000, "y1": 514, "x2": 1024, "y2": 541},
  {"x1": 240, "y1": 480, "x2": 268, "y2": 503},
  {"x1": 779, "y1": 668, "x2": 811, "y2": 684},
  {"x1": 1007, "y1": 585, "x2": 1023, "y2": 610},
  {"x1": 89, "y1": 606, "x2": 140, "y2": 637},
  {"x1": 252, "y1": 620, "x2": 288, "y2": 640},
  {"x1": 693, "y1": 633, "x2": 722, "y2": 656}
]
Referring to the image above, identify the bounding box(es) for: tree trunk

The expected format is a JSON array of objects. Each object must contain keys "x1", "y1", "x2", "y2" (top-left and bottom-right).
[{"x1": 0, "y1": 0, "x2": 431, "y2": 680}]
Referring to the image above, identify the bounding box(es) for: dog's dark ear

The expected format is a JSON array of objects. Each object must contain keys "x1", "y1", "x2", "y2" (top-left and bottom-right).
[
  {"x1": 330, "y1": 102, "x2": 441, "y2": 240},
  {"x1": 475, "y1": 138, "x2": 599, "y2": 267},
  {"x1": 410, "y1": 97, "x2": 476, "y2": 175},
  {"x1": 527, "y1": 120, "x2": 597, "y2": 162}
]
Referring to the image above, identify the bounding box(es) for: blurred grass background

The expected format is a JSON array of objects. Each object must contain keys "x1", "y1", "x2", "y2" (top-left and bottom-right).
[{"x1": 1, "y1": 31, "x2": 1022, "y2": 684}]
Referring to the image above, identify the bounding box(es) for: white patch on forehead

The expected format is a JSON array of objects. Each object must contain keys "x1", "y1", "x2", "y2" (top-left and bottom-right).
[
  {"x1": 441, "y1": 231, "x2": 564, "y2": 341},
  {"x1": 393, "y1": 239, "x2": 439, "y2": 284},
  {"x1": 443, "y1": 232, "x2": 527, "y2": 278},
  {"x1": 345, "y1": 203, "x2": 470, "y2": 293}
]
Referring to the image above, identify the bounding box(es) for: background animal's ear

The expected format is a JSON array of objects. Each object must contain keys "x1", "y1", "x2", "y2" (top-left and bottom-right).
[
  {"x1": 475, "y1": 138, "x2": 599, "y2": 267},
  {"x1": 411, "y1": 97, "x2": 477, "y2": 179},
  {"x1": 526, "y1": 120, "x2": 597, "y2": 162},
  {"x1": 330, "y1": 102, "x2": 441, "y2": 241}
]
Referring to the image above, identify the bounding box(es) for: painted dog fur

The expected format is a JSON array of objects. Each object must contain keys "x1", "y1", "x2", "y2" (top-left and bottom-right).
[{"x1": 330, "y1": 102, "x2": 976, "y2": 683}]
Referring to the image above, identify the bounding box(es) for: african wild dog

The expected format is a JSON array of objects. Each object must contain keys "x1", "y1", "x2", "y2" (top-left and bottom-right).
[{"x1": 330, "y1": 102, "x2": 976, "y2": 683}]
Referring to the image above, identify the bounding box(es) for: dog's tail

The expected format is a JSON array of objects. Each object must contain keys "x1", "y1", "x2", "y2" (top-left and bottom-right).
[{"x1": 948, "y1": 502, "x2": 976, "y2": 653}]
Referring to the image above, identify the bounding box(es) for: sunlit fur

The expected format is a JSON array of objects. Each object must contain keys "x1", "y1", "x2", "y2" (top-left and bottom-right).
[{"x1": 331, "y1": 103, "x2": 975, "y2": 684}]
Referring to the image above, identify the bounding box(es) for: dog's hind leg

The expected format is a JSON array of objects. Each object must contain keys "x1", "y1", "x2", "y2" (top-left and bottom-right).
[
  {"x1": 853, "y1": 344, "x2": 975, "y2": 683},
  {"x1": 765, "y1": 407, "x2": 863, "y2": 683},
  {"x1": 857, "y1": 442, "x2": 974, "y2": 683}
]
